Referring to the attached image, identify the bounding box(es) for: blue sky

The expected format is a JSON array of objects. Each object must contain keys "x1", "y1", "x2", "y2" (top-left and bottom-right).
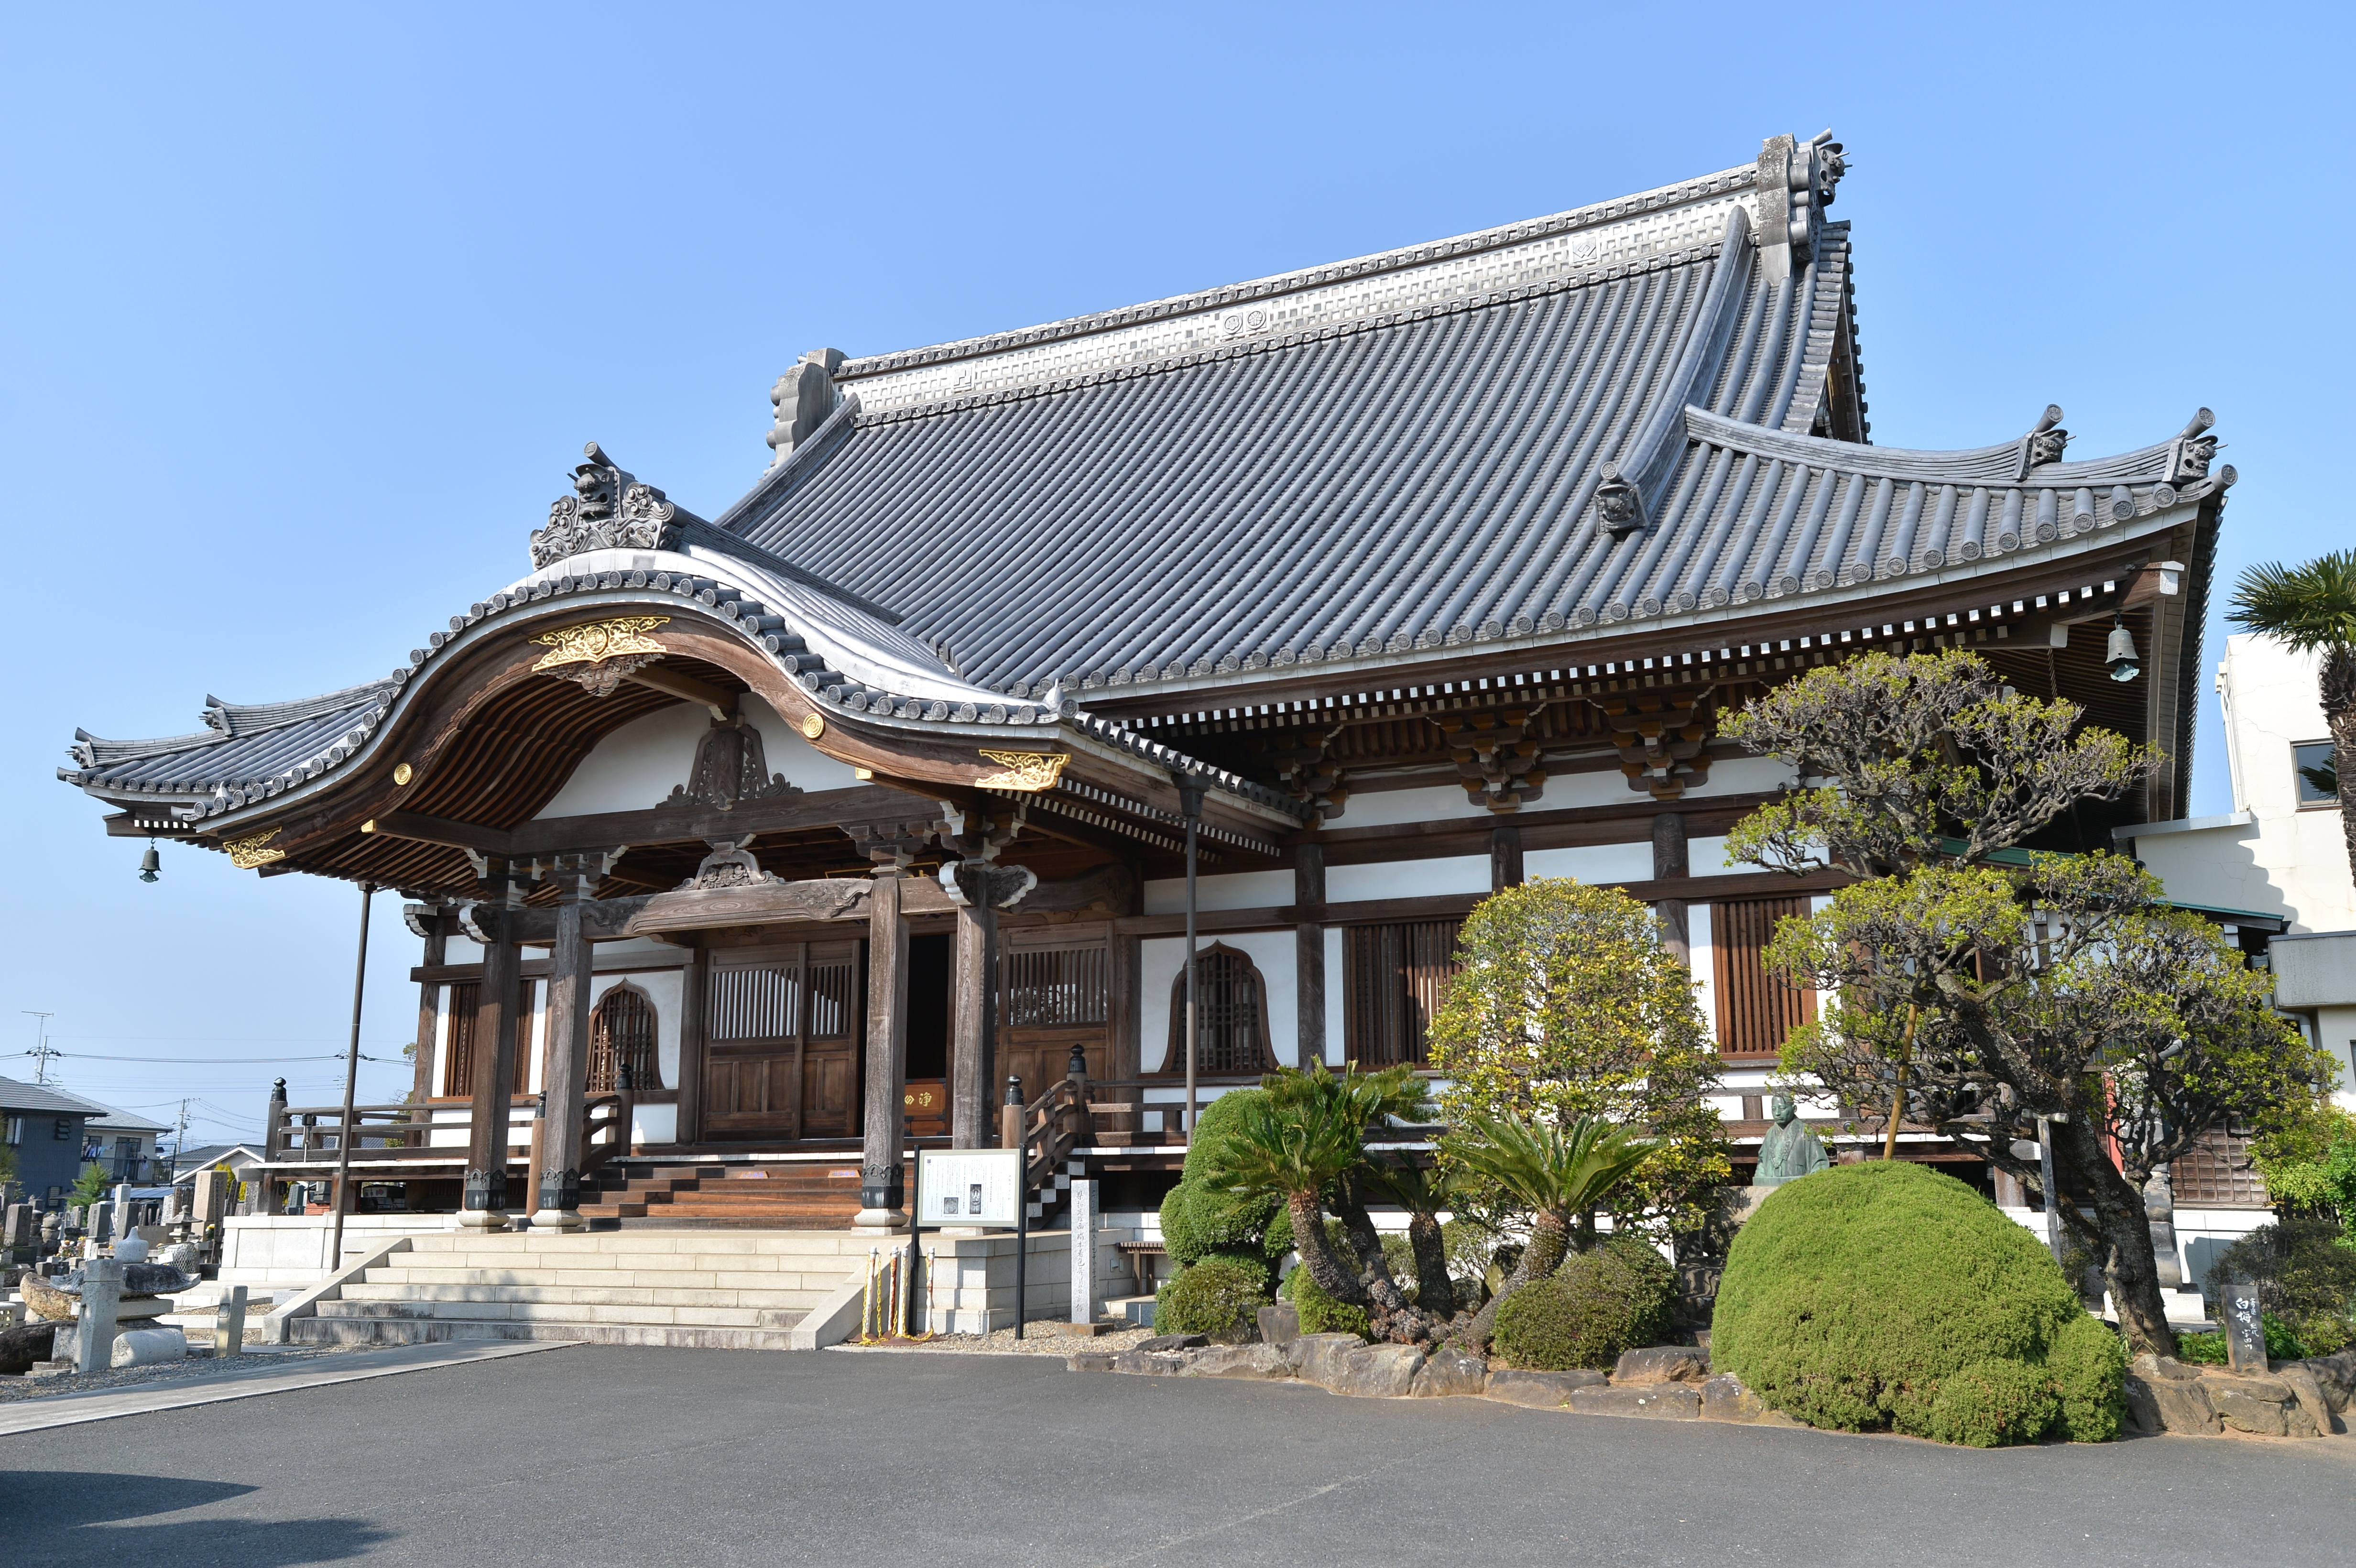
[{"x1": 3, "y1": 3, "x2": 2348, "y2": 1148}]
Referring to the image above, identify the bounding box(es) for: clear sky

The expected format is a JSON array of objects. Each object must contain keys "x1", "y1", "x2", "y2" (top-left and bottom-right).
[{"x1": 4, "y1": 3, "x2": 2349, "y2": 1151}]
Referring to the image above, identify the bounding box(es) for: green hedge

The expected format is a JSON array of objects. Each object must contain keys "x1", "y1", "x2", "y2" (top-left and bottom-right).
[
  {"x1": 1712, "y1": 1161, "x2": 2121, "y2": 1444},
  {"x1": 1158, "y1": 1090, "x2": 1292, "y2": 1286},
  {"x1": 1279, "y1": 1262, "x2": 1373, "y2": 1340},
  {"x1": 1155, "y1": 1255, "x2": 1268, "y2": 1340},
  {"x1": 1490, "y1": 1233, "x2": 1677, "y2": 1371},
  {"x1": 2202, "y1": 1219, "x2": 2356, "y2": 1355}
]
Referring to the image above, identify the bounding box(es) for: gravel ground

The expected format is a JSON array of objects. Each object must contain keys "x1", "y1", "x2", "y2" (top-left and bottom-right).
[
  {"x1": 0, "y1": 1343, "x2": 357, "y2": 1403},
  {"x1": 830, "y1": 1323, "x2": 1160, "y2": 1356}
]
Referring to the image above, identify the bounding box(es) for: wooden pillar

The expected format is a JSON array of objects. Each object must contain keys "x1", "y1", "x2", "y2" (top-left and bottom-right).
[
  {"x1": 1294, "y1": 844, "x2": 1327, "y2": 1068},
  {"x1": 674, "y1": 939, "x2": 706, "y2": 1146},
  {"x1": 949, "y1": 871, "x2": 998, "y2": 1150},
  {"x1": 857, "y1": 871, "x2": 911, "y2": 1228},
  {"x1": 462, "y1": 900, "x2": 524, "y2": 1230},
  {"x1": 1490, "y1": 824, "x2": 1525, "y2": 893},
  {"x1": 533, "y1": 872, "x2": 596, "y2": 1230},
  {"x1": 409, "y1": 908, "x2": 446, "y2": 1108},
  {"x1": 1652, "y1": 812, "x2": 1691, "y2": 968}
]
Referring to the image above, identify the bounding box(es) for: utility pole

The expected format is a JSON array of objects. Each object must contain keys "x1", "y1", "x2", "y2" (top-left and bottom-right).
[
  {"x1": 21, "y1": 1012, "x2": 56, "y2": 1085},
  {"x1": 170, "y1": 1098, "x2": 192, "y2": 1180},
  {"x1": 329, "y1": 884, "x2": 376, "y2": 1271}
]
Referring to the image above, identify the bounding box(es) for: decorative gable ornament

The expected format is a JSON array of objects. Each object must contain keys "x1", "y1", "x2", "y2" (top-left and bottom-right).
[
  {"x1": 531, "y1": 442, "x2": 685, "y2": 567},
  {"x1": 665, "y1": 713, "x2": 800, "y2": 811},
  {"x1": 531, "y1": 617, "x2": 670, "y2": 697}
]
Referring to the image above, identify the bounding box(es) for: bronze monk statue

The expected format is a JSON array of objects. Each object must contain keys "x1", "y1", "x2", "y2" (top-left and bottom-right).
[{"x1": 1753, "y1": 1093, "x2": 1829, "y2": 1188}]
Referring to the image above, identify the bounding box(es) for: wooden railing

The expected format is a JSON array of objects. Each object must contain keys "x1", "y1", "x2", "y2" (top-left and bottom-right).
[{"x1": 265, "y1": 1092, "x2": 632, "y2": 1172}]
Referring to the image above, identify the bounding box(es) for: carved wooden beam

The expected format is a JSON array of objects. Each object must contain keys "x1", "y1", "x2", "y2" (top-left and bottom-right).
[{"x1": 621, "y1": 664, "x2": 736, "y2": 717}]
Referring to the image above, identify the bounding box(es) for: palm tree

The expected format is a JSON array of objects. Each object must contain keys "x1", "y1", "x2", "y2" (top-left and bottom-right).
[
  {"x1": 2230, "y1": 549, "x2": 2356, "y2": 886},
  {"x1": 1357, "y1": 1157, "x2": 1459, "y2": 1318},
  {"x1": 1445, "y1": 1110, "x2": 1656, "y2": 1352}
]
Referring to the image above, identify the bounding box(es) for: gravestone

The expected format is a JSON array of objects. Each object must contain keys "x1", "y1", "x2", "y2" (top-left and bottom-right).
[
  {"x1": 2224, "y1": 1275, "x2": 2268, "y2": 1373},
  {"x1": 73, "y1": 1256, "x2": 123, "y2": 1375},
  {"x1": 3, "y1": 1205, "x2": 32, "y2": 1251},
  {"x1": 217, "y1": 1284, "x2": 248, "y2": 1358}
]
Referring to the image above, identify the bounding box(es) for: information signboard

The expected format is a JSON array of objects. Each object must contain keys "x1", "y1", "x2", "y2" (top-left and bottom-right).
[{"x1": 915, "y1": 1148, "x2": 1021, "y2": 1229}]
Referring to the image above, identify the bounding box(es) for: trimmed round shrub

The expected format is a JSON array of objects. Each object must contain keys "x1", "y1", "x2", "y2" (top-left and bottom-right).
[
  {"x1": 1712, "y1": 1161, "x2": 2112, "y2": 1444},
  {"x1": 1280, "y1": 1262, "x2": 1373, "y2": 1340},
  {"x1": 1491, "y1": 1233, "x2": 1677, "y2": 1371},
  {"x1": 1159, "y1": 1091, "x2": 1292, "y2": 1282},
  {"x1": 1155, "y1": 1256, "x2": 1267, "y2": 1340},
  {"x1": 1926, "y1": 1360, "x2": 2061, "y2": 1448},
  {"x1": 2046, "y1": 1313, "x2": 2126, "y2": 1443}
]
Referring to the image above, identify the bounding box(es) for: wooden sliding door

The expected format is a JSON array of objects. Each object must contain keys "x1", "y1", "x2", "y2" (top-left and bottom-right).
[{"x1": 703, "y1": 941, "x2": 860, "y2": 1141}]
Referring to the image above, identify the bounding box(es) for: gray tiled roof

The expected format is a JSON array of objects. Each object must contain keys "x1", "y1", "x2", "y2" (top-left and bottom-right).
[
  {"x1": 0, "y1": 1076, "x2": 108, "y2": 1117},
  {"x1": 61, "y1": 133, "x2": 2227, "y2": 836}
]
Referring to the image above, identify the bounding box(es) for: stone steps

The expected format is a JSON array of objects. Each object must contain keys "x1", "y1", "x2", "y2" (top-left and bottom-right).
[
  {"x1": 282, "y1": 1227, "x2": 868, "y2": 1352},
  {"x1": 287, "y1": 1316, "x2": 807, "y2": 1350}
]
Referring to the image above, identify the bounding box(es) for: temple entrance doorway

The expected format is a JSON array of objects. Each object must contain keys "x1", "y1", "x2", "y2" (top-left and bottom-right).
[{"x1": 702, "y1": 940, "x2": 860, "y2": 1141}]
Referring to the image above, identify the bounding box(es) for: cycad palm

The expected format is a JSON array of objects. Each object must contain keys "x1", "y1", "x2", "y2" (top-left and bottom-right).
[
  {"x1": 1447, "y1": 1110, "x2": 1656, "y2": 1351},
  {"x1": 2230, "y1": 549, "x2": 2356, "y2": 885},
  {"x1": 1192, "y1": 1085, "x2": 1368, "y2": 1305}
]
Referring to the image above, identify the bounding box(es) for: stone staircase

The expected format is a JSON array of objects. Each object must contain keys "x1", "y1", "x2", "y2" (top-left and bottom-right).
[
  {"x1": 286, "y1": 1229, "x2": 871, "y2": 1350},
  {"x1": 576, "y1": 1159, "x2": 867, "y2": 1229}
]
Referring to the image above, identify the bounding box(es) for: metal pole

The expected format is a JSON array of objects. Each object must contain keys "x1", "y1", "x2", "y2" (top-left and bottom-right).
[
  {"x1": 329, "y1": 883, "x2": 376, "y2": 1273},
  {"x1": 1013, "y1": 1116, "x2": 1029, "y2": 1342},
  {"x1": 1175, "y1": 771, "x2": 1205, "y2": 1139}
]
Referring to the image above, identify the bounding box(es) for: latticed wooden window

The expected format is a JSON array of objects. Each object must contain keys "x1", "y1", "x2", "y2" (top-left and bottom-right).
[
  {"x1": 588, "y1": 987, "x2": 661, "y2": 1092},
  {"x1": 1345, "y1": 920, "x2": 1464, "y2": 1067},
  {"x1": 1711, "y1": 897, "x2": 1816, "y2": 1057},
  {"x1": 1164, "y1": 946, "x2": 1272, "y2": 1075},
  {"x1": 442, "y1": 982, "x2": 481, "y2": 1098},
  {"x1": 1005, "y1": 946, "x2": 1109, "y2": 1027},
  {"x1": 2172, "y1": 1127, "x2": 2269, "y2": 1209}
]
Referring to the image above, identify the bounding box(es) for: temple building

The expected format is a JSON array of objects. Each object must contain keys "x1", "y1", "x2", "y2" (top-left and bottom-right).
[{"x1": 61, "y1": 130, "x2": 2235, "y2": 1263}]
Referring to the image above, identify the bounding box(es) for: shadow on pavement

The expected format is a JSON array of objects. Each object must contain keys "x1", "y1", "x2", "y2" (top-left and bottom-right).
[{"x1": 0, "y1": 1471, "x2": 390, "y2": 1562}]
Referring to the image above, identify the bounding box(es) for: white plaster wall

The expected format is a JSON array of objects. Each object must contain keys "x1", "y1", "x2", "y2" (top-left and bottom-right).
[
  {"x1": 1325, "y1": 926, "x2": 1347, "y2": 1065},
  {"x1": 1689, "y1": 834, "x2": 1776, "y2": 878},
  {"x1": 1683, "y1": 753, "x2": 1800, "y2": 801},
  {"x1": 2142, "y1": 633, "x2": 2355, "y2": 934},
  {"x1": 1524, "y1": 841, "x2": 1654, "y2": 883},
  {"x1": 1334, "y1": 784, "x2": 1497, "y2": 827},
  {"x1": 1327, "y1": 854, "x2": 1490, "y2": 902},
  {"x1": 1689, "y1": 901, "x2": 1717, "y2": 1035},
  {"x1": 1138, "y1": 929, "x2": 1297, "y2": 1075},
  {"x1": 1143, "y1": 869, "x2": 1294, "y2": 915},
  {"x1": 532, "y1": 693, "x2": 860, "y2": 819},
  {"x1": 2316, "y1": 1004, "x2": 2356, "y2": 1113}
]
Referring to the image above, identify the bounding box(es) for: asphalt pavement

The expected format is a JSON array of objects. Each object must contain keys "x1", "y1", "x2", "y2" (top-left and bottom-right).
[{"x1": 4, "y1": 1345, "x2": 2351, "y2": 1567}]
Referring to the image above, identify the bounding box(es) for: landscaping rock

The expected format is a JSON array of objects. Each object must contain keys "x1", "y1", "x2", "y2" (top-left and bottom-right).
[
  {"x1": 1109, "y1": 1350, "x2": 1194, "y2": 1376},
  {"x1": 1482, "y1": 1368, "x2": 1606, "y2": 1409},
  {"x1": 1295, "y1": 1335, "x2": 1424, "y2": 1398},
  {"x1": 1409, "y1": 1346, "x2": 1489, "y2": 1398},
  {"x1": 2121, "y1": 1375, "x2": 2167, "y2": 1436},
  {"x1": 2273, "y1": 1361, "x2": 2340, "y2": 1436},
  {"x1": 2136, "y1": 1370, "x2": 2222, "y2": 1434},
  {"x1": 1613, "y1": 1346, "x2": 1710, "y2": 1385},
  {"x1": 1066, "y1": 1352, "x2": 1119, "y2": 1373},
  {"x1": 1135, "y1": 1333, "x2": 1210, "y2": 1354},
  {"x1": 0, "y1": 1320, "x2": 57, "y2": 1375},
  {"x1": 1256, "y1": 1303, "x2": 1301, "y2": 1348},
  {"x1": 1187, "y1": 1343, "x2": 1293, "y2": 1380},
  {"x1": 1570, "y1": 1383, "x2": 1701, "y2": 1420},
  {"x1": 1699, "y1": 1372, "x2": 1776, "y2": 1424},
  {"x1": 2130, "y1": 1352, "x2": 2205, "y2": 1383},
  {"x1": 2299, "y1": 1348, "x2": 2356, "y2": 1413},
  {"x1": 2205, "y1": 1372, "x2": 2309, "y2": 1438},
  {"x1": 19, "y1": 1273, "x2": 75, "y2": 1322}
]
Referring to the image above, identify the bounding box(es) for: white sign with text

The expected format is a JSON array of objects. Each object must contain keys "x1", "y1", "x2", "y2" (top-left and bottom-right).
[{"x1": 915, "y1": 1148, "x2": 1022, "y2": 1229}]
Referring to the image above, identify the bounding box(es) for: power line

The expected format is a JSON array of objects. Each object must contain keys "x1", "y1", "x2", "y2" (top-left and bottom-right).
[
  {"x1": 9, "y1": 1049, "x2": 396, "y2": 1065},
  {"x1": 22, "y1": 1013, "x2": 56, "y2": 1085}
]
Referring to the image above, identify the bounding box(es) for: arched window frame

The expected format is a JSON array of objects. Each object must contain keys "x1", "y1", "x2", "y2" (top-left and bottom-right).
[
  {"x1": 1157, "y1": 943, "x2": 1273, "y2": 1077},
  {"x1": 588, "y1": 982, "x2": 663, "y2": 1092}
]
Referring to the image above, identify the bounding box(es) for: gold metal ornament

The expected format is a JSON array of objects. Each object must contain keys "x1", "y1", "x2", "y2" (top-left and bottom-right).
[
  {"x1": 393, "y1": 762, "x2": 413, "y2": 785},
  {"x1": 799, "y1": 713, "x2": 826, "y2": 740},
  {"x1": 530, "y1": 617, "x2": 670, "y2": 672},
  {"x1": 974, "y1": 750, "x2": 1070, "y2": 792},
  {"x1": 223, "y1": 828, "x2": 286, "y2": 869}
]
